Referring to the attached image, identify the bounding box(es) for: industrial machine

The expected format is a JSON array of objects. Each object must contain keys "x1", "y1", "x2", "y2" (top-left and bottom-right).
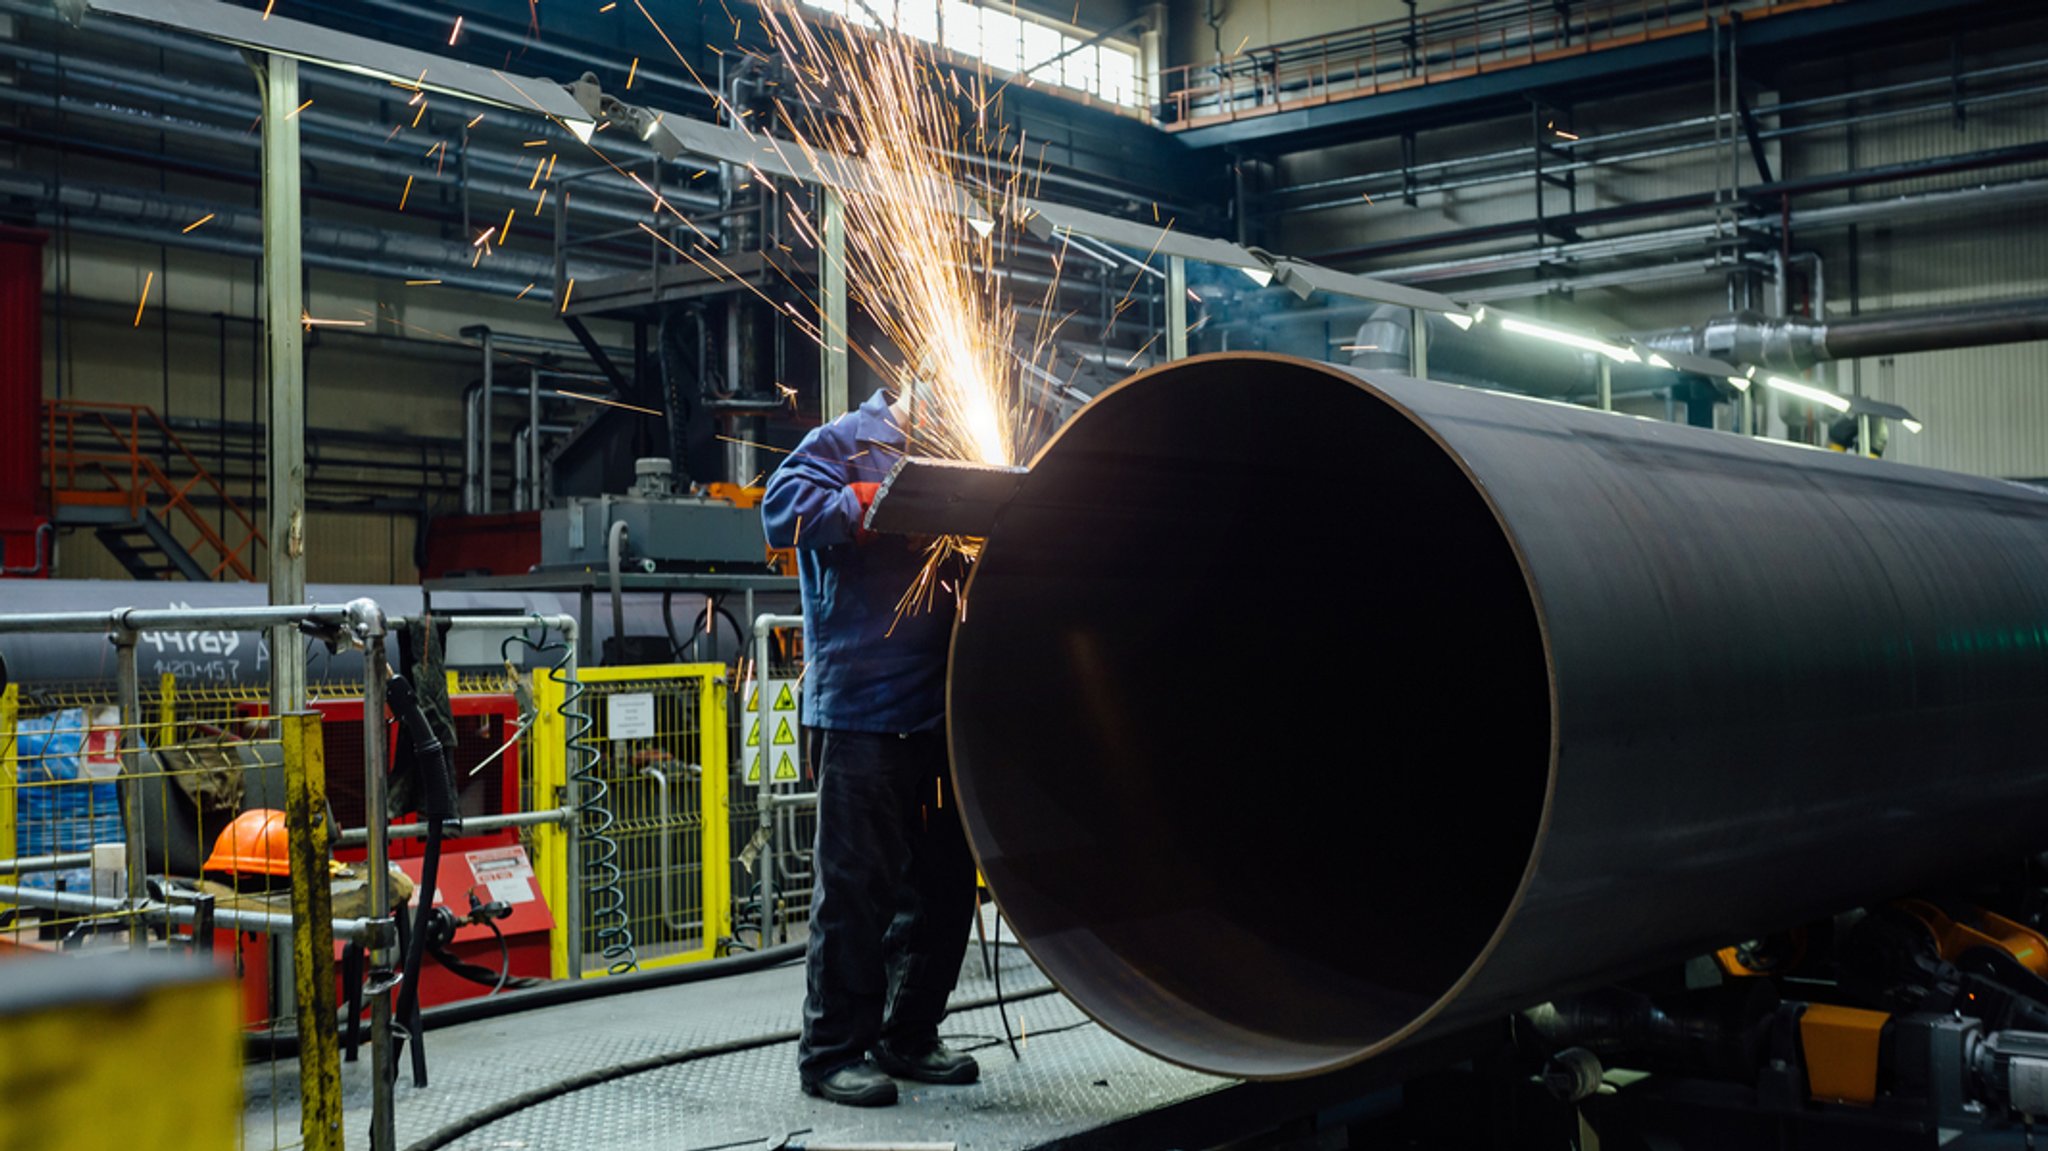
[
  {"x1": 907, "y1": 351, "x2": 2048, "y2": 1148},
  {"x1": 538, "y1": 458, "x2": 775, "y2": 574}
]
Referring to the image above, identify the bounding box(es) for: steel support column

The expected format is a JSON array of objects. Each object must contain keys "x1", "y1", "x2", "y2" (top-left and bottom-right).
[
  {"x1": 255, "y1": 52, "x2": 306, "y2": 714},
  {"x1": 819, "y1": 187, "x2": 848, "y2": 420},
  {"x1": 1164, "y1": 256, "x2": 1188, "y2": 360}
]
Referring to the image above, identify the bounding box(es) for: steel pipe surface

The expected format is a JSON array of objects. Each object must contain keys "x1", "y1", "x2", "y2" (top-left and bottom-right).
[{"x1": 946, "y1": 352, "x2": 2048, "y2": 1081}]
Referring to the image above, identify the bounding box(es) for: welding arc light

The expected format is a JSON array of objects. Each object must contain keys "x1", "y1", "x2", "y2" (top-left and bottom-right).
[
  {"x1": 1498, "y1": 317, "x2": 1640, "y2": 363},
  {"x1": 1763, "y1": 375, "x2": 1851, "y2": 413}
]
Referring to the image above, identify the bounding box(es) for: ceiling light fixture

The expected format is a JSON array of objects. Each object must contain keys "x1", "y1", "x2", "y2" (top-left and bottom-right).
[
  {"x1": 1498, "y1": 316, "x2": 1640, "y2": 363},
  {"x1": 1763, "y1": 376, "x2": 1852, "y2": 413}
]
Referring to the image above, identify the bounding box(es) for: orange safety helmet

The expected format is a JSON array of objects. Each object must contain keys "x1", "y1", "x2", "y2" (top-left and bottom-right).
[{"x1": 203, "y1": 808, "x2": 292, "y2": 877}]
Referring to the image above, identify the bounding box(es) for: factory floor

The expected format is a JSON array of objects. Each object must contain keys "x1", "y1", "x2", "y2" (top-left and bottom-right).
[{"x1": 244, "y1": 918, "x2": 1236, "y2": 1151}]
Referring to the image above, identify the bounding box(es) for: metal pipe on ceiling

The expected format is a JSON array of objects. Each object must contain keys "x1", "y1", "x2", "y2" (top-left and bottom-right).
[
  {"x1": 1636, "y1": 297, "x2": 2048, "y2": 372},
  {"x1": 1267, "y1": 77, "x2": 2048, "y2": 216},
  {"x1": 946, "y1": 352, "x2": 2048, "y2": 1081},
  {"x1": 0, "y1": 47, "x2": 714, "y2": 225},
  {"x1": 0, "y1": 170, "x2": 566, "y2": 297},
  {"x1": 1264, "y1": 56, "x2": 2048, "y2": 204}
]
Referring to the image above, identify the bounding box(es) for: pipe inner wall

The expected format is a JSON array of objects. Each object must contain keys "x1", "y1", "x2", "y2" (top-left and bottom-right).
[
  {"x1": 947, "y1": 352, "x2": 2048, "y2": 1082},
  {"x1": 947, "y1": 353, "x2": 1553, "y2": 1079}
]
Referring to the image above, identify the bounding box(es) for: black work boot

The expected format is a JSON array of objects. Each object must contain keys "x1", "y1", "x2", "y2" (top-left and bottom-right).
[
  {"x1": 802, "y1": 1059, "x2": 899, "y2": 1107},
  {"x1": 873, "y1": 1040, "x2": 979, "y2": 1085}
]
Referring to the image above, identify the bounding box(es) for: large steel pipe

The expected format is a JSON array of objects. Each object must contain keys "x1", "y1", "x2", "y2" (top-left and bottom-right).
[{"x1": 946, "y1": 351, "x2": 2048, "y2": 1081}]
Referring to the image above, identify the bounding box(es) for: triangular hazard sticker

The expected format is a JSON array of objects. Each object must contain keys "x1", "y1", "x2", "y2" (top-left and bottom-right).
[
  {"x1": 745, "y1": 756, "x2": 761, "y2": 784},
  {"x1": 773, "y1": 751, "x2": 800, "y2": 781},
  {"x1": 744, "y1": 684, "x2": 759, "y2": 709},
  {"x1": 772, "y1": 716, "x2": 797, "y2": 746},
  {"x1": 745, "y1": 719, "x2": 761, "y2": 747},
  {"x1": 773, "y1": 683, "x2": 797, "y2": 711}
]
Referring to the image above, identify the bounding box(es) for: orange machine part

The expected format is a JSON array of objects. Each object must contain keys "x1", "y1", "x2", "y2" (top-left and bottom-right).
[
  {"x1": 1897, "y1": 898, "x2": 2048, "y2": 977},
  {"x1": 701, "y1": 483, "x2": 795, "y2": 574},
  {"x1": 702, "y1": 482, "x2": 765, "y2": 508},
  {"x1": 1800, "y1": 1003, "x2": 1890, "y2": 1106}
]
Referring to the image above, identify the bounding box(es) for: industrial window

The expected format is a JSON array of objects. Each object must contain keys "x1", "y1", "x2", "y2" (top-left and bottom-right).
[{"x1": 804, "y1": 1, "x2": 1145, "y2": 108}]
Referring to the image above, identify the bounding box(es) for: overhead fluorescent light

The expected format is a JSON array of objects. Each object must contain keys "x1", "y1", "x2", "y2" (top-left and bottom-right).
[
  {"x1": 1646, "y1": 352, "x2": 1673, "y2": 369},
  {"x1": 1725, "y1": 375, "x2": 1751, "y2": 393},
  {"x1": 1238, "y1": 265, "x2": 1273, "y2": 288},
  {"x1": 1440, "y1": 311, "x2": 1475, "y2": 331},
  {"x1": 1900, "y1": 418, "x2": 1924, "y2": 434},
  {"x1": 1498, "y1": 317, "x2": 1640, "y2": 363},
  {"x1": 1763, "y1": 375, "x2": 1851, "y2": 413},
  {"x1": 966, "y1": 216, "x2": 995, "y2": 238}
]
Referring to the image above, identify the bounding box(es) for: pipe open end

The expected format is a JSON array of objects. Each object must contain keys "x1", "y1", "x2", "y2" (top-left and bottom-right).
[{"x1": 948, "y1": 354, "x2": 1553, "y2": 1079}]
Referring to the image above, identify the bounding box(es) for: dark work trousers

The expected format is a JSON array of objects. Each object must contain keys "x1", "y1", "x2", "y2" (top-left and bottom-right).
[{"x1": 798, "y1": 727, "x2": 977, "y2": 1082}]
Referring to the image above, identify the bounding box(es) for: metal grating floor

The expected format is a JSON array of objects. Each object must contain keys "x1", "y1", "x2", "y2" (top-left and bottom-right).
[{"x1": 246, "y1": 921, "x2": 1237, "y2": 1151}]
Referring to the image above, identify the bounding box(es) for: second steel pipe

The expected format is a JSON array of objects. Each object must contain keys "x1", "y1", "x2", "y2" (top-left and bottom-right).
[{"x1": 946, "y1": 352, "x2": 2048, "y2": 1080}]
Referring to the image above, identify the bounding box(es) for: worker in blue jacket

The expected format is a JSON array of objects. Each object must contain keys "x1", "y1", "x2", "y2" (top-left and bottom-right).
[{"x1": 762, "y1": 382, "x2": 979, "y2": 1108}]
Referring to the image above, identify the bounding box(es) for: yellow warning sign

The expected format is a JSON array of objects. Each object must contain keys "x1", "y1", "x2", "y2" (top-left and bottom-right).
[{"x1": 742, "y1": 676, "x2": 800, "y2": 785}]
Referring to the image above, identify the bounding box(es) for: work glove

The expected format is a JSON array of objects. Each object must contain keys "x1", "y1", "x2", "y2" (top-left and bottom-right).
[{"x1": 850, "y1": 481, "x2": 881, "y2": 543}]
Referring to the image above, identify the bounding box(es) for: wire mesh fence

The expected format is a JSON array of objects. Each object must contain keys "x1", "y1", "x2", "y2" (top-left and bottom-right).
[
  {"x1": 570, "y1": 664, "x2": 730, "y2": 976},
  {"x1": 1, "y1": 610, "x2": 798, "y2": 1144},
  {"x1": 0, "y1": 675, "x2": 359, "y2": 1151}
]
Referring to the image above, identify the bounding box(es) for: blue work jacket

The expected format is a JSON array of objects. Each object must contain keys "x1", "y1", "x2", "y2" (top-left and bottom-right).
[{"x1": 761, "y1": 389, "x2": 957, "y2": 733}]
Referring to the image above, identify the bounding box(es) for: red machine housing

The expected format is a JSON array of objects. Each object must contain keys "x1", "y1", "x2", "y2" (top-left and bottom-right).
[{"x1": 0, "y1": 226, "x2": 49, "y2": 577}]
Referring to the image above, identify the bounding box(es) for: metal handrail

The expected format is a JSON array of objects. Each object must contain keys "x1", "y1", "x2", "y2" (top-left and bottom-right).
[
  {"x1": 1157, "y1": 0, "x2": 1827, "y2": 128},
  {"x1": 43, "y1": 398, "x2": 268, "y2": 580}
]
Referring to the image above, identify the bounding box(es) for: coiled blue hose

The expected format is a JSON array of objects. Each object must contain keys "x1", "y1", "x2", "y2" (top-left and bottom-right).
[{"x1": 505, "y1": 630, "x2": 638, "y2": 975}]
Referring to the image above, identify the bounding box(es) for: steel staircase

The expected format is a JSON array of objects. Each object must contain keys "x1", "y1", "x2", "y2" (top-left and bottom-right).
[{"x1": 44, "y1": 399, "x2": 266, "y2": 581}]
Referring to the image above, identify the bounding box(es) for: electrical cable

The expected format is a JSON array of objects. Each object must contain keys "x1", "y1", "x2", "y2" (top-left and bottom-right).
[
  {"x1": 990, "y1": 905, "x2": 1020, "y2": 1061},
  {"x1": 504, "y1": 629, "x2": 638, "y2": 974},
  {"x1": 398, "y1": 982, "x2": 1062, "y2": 1151},
  {"x1": 248, "y1": 941, "x2": 807, "y2": 1061}
]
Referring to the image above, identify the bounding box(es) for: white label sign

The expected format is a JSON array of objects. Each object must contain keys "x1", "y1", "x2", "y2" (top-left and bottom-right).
[
  {"x1": 467, "y1": 846, "x2": 537, "y2": 906},
  {"x1": 606, "y1": 692, "x2": 657, "y2": 741}
]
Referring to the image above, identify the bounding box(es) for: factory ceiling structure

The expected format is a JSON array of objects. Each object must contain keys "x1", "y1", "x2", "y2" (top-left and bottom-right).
[{"x1": 4, "y1": 2, "x2": 2048, "y2": 1151}]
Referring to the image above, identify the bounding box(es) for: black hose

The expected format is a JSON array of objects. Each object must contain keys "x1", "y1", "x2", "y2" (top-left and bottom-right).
[
  {"x1": 245, "y1": 941, "x2": 808, "y2": 1060},
  {"x1": 399, "y1": 981, "x2": 1061, "y2": 1151},
  {"x1": 392, "y1": 819, "x2": 442, "y2": 1085}
]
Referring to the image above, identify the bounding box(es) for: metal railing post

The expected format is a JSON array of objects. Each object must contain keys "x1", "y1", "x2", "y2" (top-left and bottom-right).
[
  {"x1": 561, "y1": 627, "x2": 585, "y2": 976},
  {"x1": 699, "y1": 665, "x2": 731, "y2": 950},
  {"x1": 1, "y1": 683, "x2": 16, "y2": 890},
  {"x1": 282, "y1": 709, "x2": 343, "y2": 1151},
  {"x1": 358, "y1": 608, "x2": 397, "y2": 1151},
  {"x1": 753, "y1": 614, "x2": 802, "y2": 942},
  {"x1": 113, "y1": 629, "x2": 148, "y2": 950}
]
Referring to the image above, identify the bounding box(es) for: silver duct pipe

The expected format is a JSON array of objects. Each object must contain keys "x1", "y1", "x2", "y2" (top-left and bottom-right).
[{"x1": 1639, "y1": 298, "x2": 2048, "y2": 372}]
